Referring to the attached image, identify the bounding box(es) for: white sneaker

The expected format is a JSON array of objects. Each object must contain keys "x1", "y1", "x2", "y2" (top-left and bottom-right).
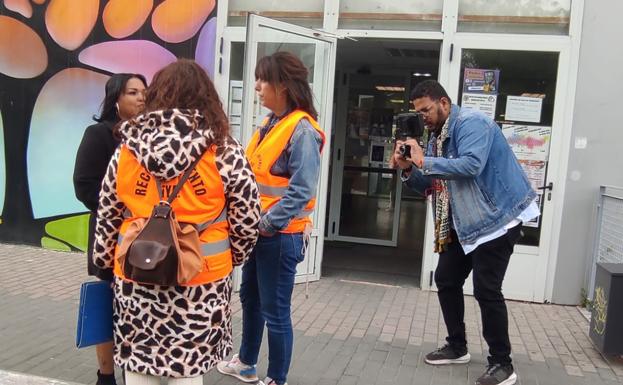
[
  {"x1": 259, "y1": 377, "x2": 288, "y2": 385},
  {"x1": 216, "y1": 354, "x2": 259, "y2": 383}
]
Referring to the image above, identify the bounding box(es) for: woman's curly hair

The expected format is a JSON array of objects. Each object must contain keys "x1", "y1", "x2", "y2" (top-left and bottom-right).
[{"x1": 145, "y1": 59, "x2": 229, "y2": 144}]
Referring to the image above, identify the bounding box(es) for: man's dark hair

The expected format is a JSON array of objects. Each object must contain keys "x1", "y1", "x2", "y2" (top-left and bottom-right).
[{"x1": 410, "y1": 80, "x2": 452, "y2": 104}]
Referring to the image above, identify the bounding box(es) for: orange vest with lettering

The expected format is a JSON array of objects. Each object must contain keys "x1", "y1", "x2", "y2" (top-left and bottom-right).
[
  {"x1": 113, "y1": 145, "x2": 232, "y2": 285},
  {"x1": 246, "y1": 110, "x2": 325, "y2": 233}
]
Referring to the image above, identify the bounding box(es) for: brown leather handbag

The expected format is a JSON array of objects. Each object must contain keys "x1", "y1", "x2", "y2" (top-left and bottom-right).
[{"x1": 116, "y1": 157, "x2": 204, "y2": 286}]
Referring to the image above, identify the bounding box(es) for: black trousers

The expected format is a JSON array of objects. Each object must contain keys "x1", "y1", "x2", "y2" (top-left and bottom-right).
[{"x1": 435, "y1": 224, "x2": 521, "y2": 365}]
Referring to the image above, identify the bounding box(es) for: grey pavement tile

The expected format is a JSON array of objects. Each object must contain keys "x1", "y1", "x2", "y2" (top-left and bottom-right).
[
  {"x1": 2, "y1": 245, "x2": 623, "y2": 385},
  {"x1": 336, "y1": 375, "x2": 358, "y2": 385}
]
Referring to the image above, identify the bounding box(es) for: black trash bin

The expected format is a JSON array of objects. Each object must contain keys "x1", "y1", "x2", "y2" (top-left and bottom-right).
[{"x1": 589, "y1": 262, "x2": 623, "y2": 355}]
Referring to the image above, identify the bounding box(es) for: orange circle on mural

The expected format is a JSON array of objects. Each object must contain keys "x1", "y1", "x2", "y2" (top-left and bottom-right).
[
  {"x1": 103, "y1": 0, "x2": 153, "y2": 39},
  {"x1": 151, "y1": 0, "x2": 215, "y2": 43},
  {"x1": 0, "y1": 16, "x2": 47, "y2": 78},
  {"x1": 45, "y1": 0, "x2": 99, "y2": 51}
]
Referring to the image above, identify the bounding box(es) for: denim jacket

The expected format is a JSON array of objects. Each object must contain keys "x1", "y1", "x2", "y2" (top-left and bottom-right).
[
  {"x1": 404, "y1": 104, "x2": 536, "y2": 244},
  {"x1": 258, "y1": 114, "x2": 323, "y2": 234}
]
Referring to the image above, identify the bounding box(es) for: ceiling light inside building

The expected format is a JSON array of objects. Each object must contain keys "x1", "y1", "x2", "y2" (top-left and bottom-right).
[{"x1": 375, "y1": 86, "x2": 405, "y2": 92}]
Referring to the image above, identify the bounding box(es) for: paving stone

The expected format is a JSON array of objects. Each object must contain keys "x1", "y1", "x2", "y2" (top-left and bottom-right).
[{"x1": 0, "y1": 244, "x2": 622, "y2": 385}]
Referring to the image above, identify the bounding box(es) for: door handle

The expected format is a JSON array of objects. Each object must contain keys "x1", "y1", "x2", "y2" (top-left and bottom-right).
[{"x1": 538, "y1": 182, "x2": 553, "y2": 201}]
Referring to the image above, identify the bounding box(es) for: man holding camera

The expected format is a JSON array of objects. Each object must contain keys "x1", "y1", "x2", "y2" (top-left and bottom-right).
[{"x1": 393, "y1": 80, "x2": 538, "y2": 385}]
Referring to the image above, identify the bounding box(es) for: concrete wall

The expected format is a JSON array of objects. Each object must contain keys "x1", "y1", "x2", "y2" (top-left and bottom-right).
[{"x1": 551, "y1": 2, "x2": 623, "y2": 304}]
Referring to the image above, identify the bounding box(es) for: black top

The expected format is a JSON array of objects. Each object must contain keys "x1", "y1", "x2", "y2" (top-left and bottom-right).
[{"x1": 73, "y1": 120, "x2": 120, "y2": 280}]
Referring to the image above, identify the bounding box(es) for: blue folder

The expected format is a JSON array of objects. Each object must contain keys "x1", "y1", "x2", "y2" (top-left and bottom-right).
[{"x1": 76, "y1": 280, "x2": 113, "y2": 348}]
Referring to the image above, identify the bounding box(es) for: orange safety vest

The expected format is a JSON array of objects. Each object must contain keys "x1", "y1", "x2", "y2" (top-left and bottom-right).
[
  {"x1": 113, "y1": 145, "x2": 233, "y2": 285},
  {"x1": 246, "y1": 110, "x2": 325, "y2": 233}
]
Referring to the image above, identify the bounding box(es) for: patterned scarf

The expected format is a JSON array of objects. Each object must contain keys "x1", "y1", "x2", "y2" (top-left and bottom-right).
[{"x1": 433, "y1": 118, "x2": 451, "y2": 253}]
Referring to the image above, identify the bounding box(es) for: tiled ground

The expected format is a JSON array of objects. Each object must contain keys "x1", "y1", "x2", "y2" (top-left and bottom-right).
[{"x1": 1, "y1": 244, "x2": 622, "y2": 384}]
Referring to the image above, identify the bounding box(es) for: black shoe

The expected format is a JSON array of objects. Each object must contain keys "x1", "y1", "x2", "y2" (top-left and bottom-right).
[
  {"x1": 96, "y1": 370, "x2": 117, "y2": 385},
  {"x1": 475, "y1": 363, "x2": 517, "y2": 385},
  {"x1": 424, "y1": 343, "x2": 471, "y2": 365}
]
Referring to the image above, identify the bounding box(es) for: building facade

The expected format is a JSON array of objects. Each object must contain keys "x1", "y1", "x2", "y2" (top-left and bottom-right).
[{"x1": 1, "y1": 0, "x2": 621, "y2": 305}]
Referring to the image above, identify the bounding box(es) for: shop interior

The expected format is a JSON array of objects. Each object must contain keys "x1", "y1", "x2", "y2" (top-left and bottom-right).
[{"x1": 321, "y1": 39, "x2": 441, "y2": 287}]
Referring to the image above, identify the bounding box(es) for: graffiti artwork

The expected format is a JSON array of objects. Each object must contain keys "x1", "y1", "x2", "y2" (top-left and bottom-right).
[
  {"x1": 592, "y1": 286, "x2": 607, "y2": 336},
  {"x1": 0, "y1": 0, "x2": 218, "y2": 250}
]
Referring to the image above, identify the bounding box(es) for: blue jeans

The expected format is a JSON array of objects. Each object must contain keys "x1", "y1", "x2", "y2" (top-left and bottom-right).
[{"x1": 239, "y1": 233, "x2": 305, "y2": 385}]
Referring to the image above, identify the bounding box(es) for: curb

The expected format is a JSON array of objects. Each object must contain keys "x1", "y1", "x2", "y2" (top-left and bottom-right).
[{"x1": 0, "y1": 370, "x2": 83, "y2": 385}]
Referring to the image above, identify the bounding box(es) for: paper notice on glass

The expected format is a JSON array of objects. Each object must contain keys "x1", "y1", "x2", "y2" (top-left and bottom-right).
[
  {"x1": 463, "y1": 68, "x2": 500, "y2": 94},
  {"x1": 505, "y1": 96, "x2": 543, "y2": 123},
  {"x1": 518, "y1": 159, "x2": 547, "y2": 194},
  {"x1": 502, "y1": 125, "x2": 552, "y2": 161},
  {"x1": 461, "y1": 93, "x2": 497, "y2": 119},
  {"x1": 524, "y1": 195, "x2": 542, "y2": 228}
]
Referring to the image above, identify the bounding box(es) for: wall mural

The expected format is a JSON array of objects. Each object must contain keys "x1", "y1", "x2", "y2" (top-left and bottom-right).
[{"x1": 0, "y1": 0, "x2": 218, "y2": 251}]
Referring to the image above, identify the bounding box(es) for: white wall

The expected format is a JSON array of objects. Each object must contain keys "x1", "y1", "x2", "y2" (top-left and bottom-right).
[{"x1": 552, "y1": 2, "x2": 623, "y2": 304}]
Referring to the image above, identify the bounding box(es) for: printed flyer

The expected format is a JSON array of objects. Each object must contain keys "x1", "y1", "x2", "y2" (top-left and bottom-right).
[
  {"x1": 502, "y1": 125, "x2": 552, "y2": 161},
  {"x1": 463, "y1": 68, "x2": 500, "y2": 94}
]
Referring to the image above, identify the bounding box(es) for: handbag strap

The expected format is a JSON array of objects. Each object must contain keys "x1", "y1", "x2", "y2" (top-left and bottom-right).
[{"x1": 155, "y1": 153, "x2": 205, "y2": 204}]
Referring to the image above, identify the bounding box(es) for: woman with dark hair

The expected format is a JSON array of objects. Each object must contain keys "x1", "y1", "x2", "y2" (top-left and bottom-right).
[
  {"x1": 73, "y1": 72, "x2": 147, "y2": 385},
  {"x1": 217, "y1": 51, "x2": 325, "y2": 385},
  {"x1": 92, "y1": 59, "x2": 261, "y2": 385}
]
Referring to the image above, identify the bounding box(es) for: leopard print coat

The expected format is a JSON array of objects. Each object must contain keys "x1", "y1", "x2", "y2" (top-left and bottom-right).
[{"x1": 92, "y1": 108, "x2": 260, "y2": 378}]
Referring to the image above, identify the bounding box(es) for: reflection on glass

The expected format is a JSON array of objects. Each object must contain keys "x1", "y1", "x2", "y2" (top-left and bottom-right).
[
  {"x1": 338, "y1": 0, "x2": 443, "y2": 31},
  {"x1": 458, "y1": 49, "x2": 560, "y2": 247},
  {"x1": 337, "y1": 74, "x2": 410, "y2": 241},
  {"x1": 458, "y1": 0, "x2": 571, "y2": 35},
  {"x1": 339, "y1": 170, "x2": 396, "y2": 240},
  {"x1": 228, "y1": 0, "x2": 324, "y2": 28}
]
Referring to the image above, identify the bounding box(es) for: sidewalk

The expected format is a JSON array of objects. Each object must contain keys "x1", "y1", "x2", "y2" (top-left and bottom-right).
[{"x1": 1, "y1": 243, "x2": 622, "y2": 385}]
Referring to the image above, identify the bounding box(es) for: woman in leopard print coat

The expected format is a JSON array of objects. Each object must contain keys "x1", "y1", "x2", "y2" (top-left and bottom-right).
[{"x1": 92, "y1": 59, "x2": 260, "y2": 384}]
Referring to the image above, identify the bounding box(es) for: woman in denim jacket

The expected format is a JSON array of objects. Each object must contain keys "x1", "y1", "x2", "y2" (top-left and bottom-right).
[
  {"x1": 217, "y1": 51, "x2": 324, "y2": 385},
  {"x1": 393, "y1": 80, "x2": 537, "y2": 385}
]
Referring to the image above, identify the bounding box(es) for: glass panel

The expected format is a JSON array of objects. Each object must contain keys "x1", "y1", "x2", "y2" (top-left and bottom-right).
[
  {"x1": 458, "y1": 49, "x2": 559, "y2": 247},
  {"x1": 458, "y1": 0, "x2": 571, "y2": 35},
  {"x1": 339, "y1": 169, "x2": 397, "y2": 240},
  {"x1": 252, "y1": 41, "x2": 318, "y2": 129},
  {"x1": 338, "y1": 0, "x2": 443, "y2": 31},
  {"x1": 337, "y1": 74, "x2": 405, "y2": 241},
  {"x1": 228, "y1": 0, "x2": 323, "y2": 28},
  {"x1": 228, "y1": 42, "x2": 245, "y2": 141}
]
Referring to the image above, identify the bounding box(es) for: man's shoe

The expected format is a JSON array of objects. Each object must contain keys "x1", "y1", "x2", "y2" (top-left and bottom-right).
[
  {"x1": 258, "y1": 377, "x2": 287, "y2": 385},
  {"x1": 475, "y1": 363, "x2": 517, "y2": 385},
  {"x1": 216, "y1": 354, "x2": 259, "y2": 383},
  {"x1": 424, "y1": 344, "x2": 471, "y2": 365}
]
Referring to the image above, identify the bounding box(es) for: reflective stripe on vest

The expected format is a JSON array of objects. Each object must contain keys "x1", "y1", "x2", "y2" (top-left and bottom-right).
[
  {"x1": 196, "y1": 207, "x2": 227, "y2": 232},
  {"x1": 117, "y1": 233, "x2": 231, "y2": 255}
]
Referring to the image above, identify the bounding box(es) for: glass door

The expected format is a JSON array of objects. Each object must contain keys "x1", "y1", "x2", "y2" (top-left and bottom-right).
[
  {"x1": 241, "y1": 14, "x2": 337, "y2": 283},
  {"x1": 421, "y1": 36, "x2": 570, "y2": 302},
  {"x1": 327, "y1": 74, "x2": 405, "y2": 247}
]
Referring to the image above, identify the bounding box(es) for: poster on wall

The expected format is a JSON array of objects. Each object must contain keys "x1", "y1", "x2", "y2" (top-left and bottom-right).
[
  {"x1": 463, "y1": 68, "x2": 500, "y2": 94},
  {"x1": 505, "y1": 95, "x2": 543, "y2": 123},
  {"x1": 502, "y1": 125, "x2": 552, "y2": 161},
  {"x1": 462, "y1": 93, "x2": 497, "y2": 119}
]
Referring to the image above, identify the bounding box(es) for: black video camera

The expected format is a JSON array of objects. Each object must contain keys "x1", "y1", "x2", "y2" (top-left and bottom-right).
[{"x1": 394, "y1": 113, "x2": 424, "y2": 158}]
